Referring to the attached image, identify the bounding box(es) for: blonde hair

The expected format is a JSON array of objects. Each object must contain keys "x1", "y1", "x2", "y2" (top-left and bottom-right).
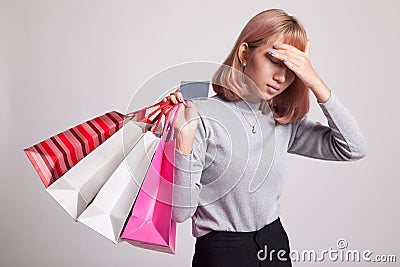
[{"x1": 212, "y1": 9, "x2": 309, "y2": 124}]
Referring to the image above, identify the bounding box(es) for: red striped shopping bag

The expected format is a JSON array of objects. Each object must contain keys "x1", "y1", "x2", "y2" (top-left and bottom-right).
[{"x1": 24, "y1": 111, "x2": 124, "y2": 187}]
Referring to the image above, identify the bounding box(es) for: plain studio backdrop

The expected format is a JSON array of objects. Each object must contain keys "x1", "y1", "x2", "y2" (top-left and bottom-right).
[{"x1": 1, "y1": 0, "x2": 399, "y2": 266}]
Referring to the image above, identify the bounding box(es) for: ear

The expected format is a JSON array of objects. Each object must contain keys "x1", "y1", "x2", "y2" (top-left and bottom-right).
[{"x1": 237, "y1": 42, "x2": 249, "y2": 65}]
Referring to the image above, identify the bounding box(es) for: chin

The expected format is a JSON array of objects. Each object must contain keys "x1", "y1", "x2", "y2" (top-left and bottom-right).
[{"x1": 260, "y1": 92, "x2": 274, "y2": 101}]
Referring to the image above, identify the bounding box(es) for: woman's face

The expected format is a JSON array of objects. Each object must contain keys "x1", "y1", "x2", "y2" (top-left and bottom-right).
[{"x1": 241, "y1": 35, "x2": 296, "y2": 102}]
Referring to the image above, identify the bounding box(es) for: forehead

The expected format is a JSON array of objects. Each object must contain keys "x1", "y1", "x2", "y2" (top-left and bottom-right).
[
  {"x1": 269, "y1": 34, "x2": 286, "y2": 45},
  {"x1": 256, "y1": 34, "x2": 287, "y2": 52}
]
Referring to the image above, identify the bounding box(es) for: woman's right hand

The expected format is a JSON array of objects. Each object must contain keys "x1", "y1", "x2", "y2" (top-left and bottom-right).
[{"x1": 162, "y1": 88, "x2": 198, "y2": 154}]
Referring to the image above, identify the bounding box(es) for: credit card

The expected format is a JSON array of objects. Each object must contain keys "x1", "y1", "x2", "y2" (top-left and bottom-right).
[{"x1": 180, "y1": 81, "x2": 210, "y2": 100}]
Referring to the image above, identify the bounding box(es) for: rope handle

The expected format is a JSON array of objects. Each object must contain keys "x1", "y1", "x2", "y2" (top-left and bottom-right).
[
  {"x1": 162, "y1": 103, "x2": 182, "y2": 142},
  {"x1": 124, "y1": 100, "x2": 177, "y2": 134},
  {"x1": 124, "y1": 100, "x2": 170, "y2": 122}
]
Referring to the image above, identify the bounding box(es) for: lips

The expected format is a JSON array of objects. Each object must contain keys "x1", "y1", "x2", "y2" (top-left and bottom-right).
[{"x1": 266, "y1": 84, "x2": 279, "y2": 94}]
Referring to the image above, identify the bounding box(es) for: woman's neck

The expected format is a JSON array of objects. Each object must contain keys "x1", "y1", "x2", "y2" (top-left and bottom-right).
[{"x1": 239, "y1": 92, "x2": 262, "y2": 103}]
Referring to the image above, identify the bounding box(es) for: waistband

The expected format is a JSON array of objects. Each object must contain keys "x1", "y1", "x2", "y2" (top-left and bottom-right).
[{"x1": 196, "y1": 217, "x2": 281, "y2": 242}]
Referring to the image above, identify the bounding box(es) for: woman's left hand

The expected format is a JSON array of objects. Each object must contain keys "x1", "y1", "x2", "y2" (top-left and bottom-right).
[{"x1": 269, "y1": 39, "x2": 331, "y2": 102}]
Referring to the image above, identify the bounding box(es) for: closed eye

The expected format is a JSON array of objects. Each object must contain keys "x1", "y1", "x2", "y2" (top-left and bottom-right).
[{"x1": 267, "y1": 56, "x2": 280, "y2": 65}]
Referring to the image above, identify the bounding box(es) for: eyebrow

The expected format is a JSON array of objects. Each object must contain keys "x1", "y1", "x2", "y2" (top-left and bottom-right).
[{"x1": 261, "y1": 44, "x2": 274, "y2": 52}]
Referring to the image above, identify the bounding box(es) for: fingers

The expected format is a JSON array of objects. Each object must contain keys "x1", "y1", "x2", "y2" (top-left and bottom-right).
[
  {"x1": 272, "y1": 43, "x2": 304, "y2": 57},
  {"x1": 171, "y1": 100, "x2": 199, "y2": 133},
  {"x1": 268, "y1": 48, "x2": 302, "y2": 62},
  {"x1": 271, "y1": 42, "x2": 311, "y2": 61},
  {"x1": 168, "y1": 94, "x2": 179, "y2": 104},
  {"x1": 163, "y1": 88, "x2": 184, "y2": 104},
  {"x1": 174, "y1": 91, "x2": 184, "y2": 102},
  {"x1": 266, "y1": 48, "x2": 302, "y2": 75},
  {"x1": 268, "y1": 43, "x2": 310, "y2": 71},
  {"x1": 281, "y1": 59, "x2": 298, "y2": 73},
  {"x1": 305, "y1": 39, "x2": 311, "y2": 59},
  {"x1": 268, "y1": 49, "x2": 297, "y2": 69}
]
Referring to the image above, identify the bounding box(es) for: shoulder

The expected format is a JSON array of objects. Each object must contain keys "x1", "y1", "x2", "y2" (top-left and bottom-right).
[
  {"x1": 191, "y1": 95, "x2": 239, "y2": 138},
  {"x1": 192, "y1": 95, "x2": 233, "y2": 119}
]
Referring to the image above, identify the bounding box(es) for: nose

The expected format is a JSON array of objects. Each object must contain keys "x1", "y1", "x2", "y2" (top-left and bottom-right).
[{"x1": 273, "y1": 67, "x2": 290, "y2": 83}]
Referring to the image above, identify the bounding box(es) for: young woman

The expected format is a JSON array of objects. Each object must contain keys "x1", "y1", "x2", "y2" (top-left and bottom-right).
[{"x1": 163, "y1": 8, "x2": 367, "y2": 267}]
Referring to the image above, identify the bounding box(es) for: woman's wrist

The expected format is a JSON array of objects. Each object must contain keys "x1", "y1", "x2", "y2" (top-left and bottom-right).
[
  {"x1": 309, "y1": 78, "x2": 331, "y2": 104},
  {"x1": 175, "y1": 130, "x2": 195, "y2": 154}
]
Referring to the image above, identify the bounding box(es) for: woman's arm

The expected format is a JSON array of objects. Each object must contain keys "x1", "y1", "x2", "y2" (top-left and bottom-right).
[
  {"x1": 163, "y1": 90, "x2": 206, "y2": 223},
  {"x1": 271, "y1": 40, "x2": 367, "y2": 161},
  {"x1": 172, "y1": 115, "x2": 207, "y2": 223},
  {"x1": 287, "y1": 90, "x2": 368, "y2": 161}
]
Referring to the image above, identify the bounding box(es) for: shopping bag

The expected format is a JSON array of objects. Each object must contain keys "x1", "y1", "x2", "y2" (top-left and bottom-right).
[
  {"x1": 24, "y1": 111, "x2": 124, "y2": 187},
  {"x1": 42, "y1": 101, "x2": 170, "y2": 220},
  {"x1": 46, "y1": 120, "x2": 145, "y2": 219},
  {"x1": 120, "y1": 103, "x2": 182, "y2": 254},
  {"x1": 77, "y1": 101, "x2": 175, "y2": 243},
  {"x1": 76, "y1": 128, "x2": 159, "y2": 243}
]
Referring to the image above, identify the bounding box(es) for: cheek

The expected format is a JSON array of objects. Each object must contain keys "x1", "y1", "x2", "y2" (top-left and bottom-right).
[
  {"x1": 254, "y1": 57, "x2": 272, "y2": 73},
  {"x1": 287, "y1": 72, "x2": 296, "y2": 84}
]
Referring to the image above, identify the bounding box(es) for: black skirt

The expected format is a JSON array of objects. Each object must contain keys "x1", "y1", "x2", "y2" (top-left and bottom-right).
[{"x1": 192, "y1": 217, "x2": 292, "y2": 267}]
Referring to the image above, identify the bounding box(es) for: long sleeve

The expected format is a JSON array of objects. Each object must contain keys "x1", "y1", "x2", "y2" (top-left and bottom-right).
[
  {"x1": 172, "y1": 115, "x2": 207, "y2": 223},
  {"x1": 287, "y1": 91, "x2": 368, "y2": 161}
]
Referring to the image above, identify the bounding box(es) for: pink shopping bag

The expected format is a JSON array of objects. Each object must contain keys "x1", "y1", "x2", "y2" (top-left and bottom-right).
[{"x1": 121, "y1": 103, "x2": 182, "y2": 254}]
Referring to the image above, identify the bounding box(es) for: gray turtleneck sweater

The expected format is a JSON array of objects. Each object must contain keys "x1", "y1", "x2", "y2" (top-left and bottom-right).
[{"x1": 171, "y1": 91, "x2": 367, "y2": 238}]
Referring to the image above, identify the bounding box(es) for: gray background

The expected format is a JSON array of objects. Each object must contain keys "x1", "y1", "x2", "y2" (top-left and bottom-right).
[{"x1": 1, "y1": 0, "x2": 399, "y2": 266}]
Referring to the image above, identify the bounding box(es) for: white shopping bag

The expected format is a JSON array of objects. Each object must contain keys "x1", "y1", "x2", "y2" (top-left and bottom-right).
[
  {"x1": 46, "y1": 121, "x2": 147, "y2": 219},
  {"x1": 77, "y1": 131, "x2": 159, "y2": 243}
]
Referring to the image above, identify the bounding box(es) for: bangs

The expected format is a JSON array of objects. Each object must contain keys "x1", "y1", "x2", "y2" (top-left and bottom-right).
[
  {"x1": 282, "y1": 27, "x2": 307, "y2": 52},
  {"x1": 266, "y1": 22, "x2": 307, "y2": 52}
]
